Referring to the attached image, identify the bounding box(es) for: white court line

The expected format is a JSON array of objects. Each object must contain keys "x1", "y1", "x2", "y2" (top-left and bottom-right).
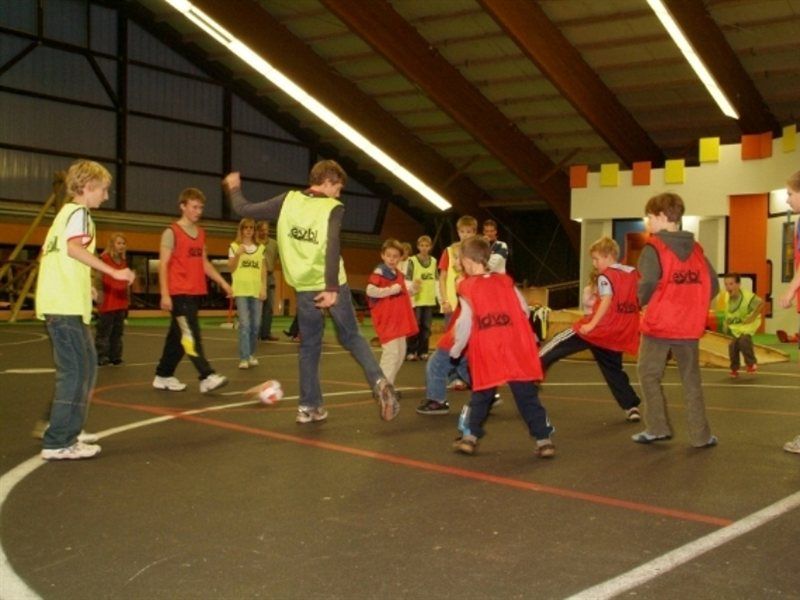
[
  {"x1": 1, "y1": 383, "x2": 797, "y2": 598},
  {"x1": 566, "y1": 490, "x2": 800, "y2": 599},
  {"x1": 0, "y1": 332, "x2": 48, "y2": 346},
  {"x1": 1, "y1": 388, "x2": 390, "y2": 599}
]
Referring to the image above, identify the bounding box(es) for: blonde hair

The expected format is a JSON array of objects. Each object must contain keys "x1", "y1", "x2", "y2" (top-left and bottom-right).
[
  {"x1": 235, "y1": 218, "x2": 256, "y2": 244},
  {"x1": 417, "y1": 235, "x2": 432, "y2": 246},
  {"x1": 456, "y1": 215, "x2": 478, "y2": 231},
  {"x1": 588, "y1": 236, "x2": 619, "y2": 259},
  {"x1": 102, "y1": 232, "x2": 127, "y2": 259},
  {"x1": 65, "y1": 159, "x2": 111, "y2": 198}
]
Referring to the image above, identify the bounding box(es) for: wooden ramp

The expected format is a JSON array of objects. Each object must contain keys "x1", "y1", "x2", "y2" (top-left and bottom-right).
[
  {"x1": 697, "y1": 331, "x2": 790, "y2": 367},
  {"x1": 545, "y1": 310, "x2": 790, "y2": 367}
]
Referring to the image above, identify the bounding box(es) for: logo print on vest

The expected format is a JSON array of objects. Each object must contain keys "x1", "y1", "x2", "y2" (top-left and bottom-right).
[
  {"x1": 421, "y1": 273, "x2": 435, "y2": 280},
  {"x1": 240, "y1": 259, "x2": 259, "y2": 269},
  {"x1": 289, "y1": 226, "x2": 319, "y2": 245},
  {"x1": 189, "y1": 247, "x2": 203, "y2": 257},
  {"x1": 477, "y1": 312, "x2": 511, "y2": 330},
  {"x1": 616, "y1": 301, "x2": 638, "y2": 314},
  {"x1": 671, "y1": 269, "x2": 701, "y2": 284}
]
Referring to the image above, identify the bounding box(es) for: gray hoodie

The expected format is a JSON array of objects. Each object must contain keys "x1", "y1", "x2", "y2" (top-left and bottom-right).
[{"x1": 637, "y1": 230, "x2": 719, "y2": 308}]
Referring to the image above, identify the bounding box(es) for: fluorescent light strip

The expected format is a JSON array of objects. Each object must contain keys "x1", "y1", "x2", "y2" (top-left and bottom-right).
[
  {"x1": 163, "y1": 0, "x2": 452, "y2": 211},
  {"x1": 647, "y1": 0, "x2": 738, "y2": 120}
]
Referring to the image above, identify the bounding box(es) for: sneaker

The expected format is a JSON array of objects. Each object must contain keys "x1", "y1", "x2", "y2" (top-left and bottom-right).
[
  {"x1": 783, "y1": 435, "x2": 800, "y2": 454},
  {"x1": 746, "y1": 364, "x2": 757, "y2": 374},
  {"x1": 199, "y1": 373, "x2": 228, "y2": 393},
  {"x1": 248, "y1": 356, "x2": 259, "y2": 366},
  {"x1": 405, "y1": 353, "x2": 418, "y2": 361},
  {"x1": 238, "y1": 360, "x2": 250, "y2": 370},
  {"x1": 97, "y1": 358, "x2": 110, "y2": 366},
  {"x1": 373, "y1": 378, "x2": 400, "y2": 421},
  {"x1": 632, "y1": 431, "x2": 672, "y2": 444},
  {"x1": 626, "y1": 407, "x2": 641, "y2": 422},
  {"x1": 490, "y1": 393, "x2": 503, "y2": 411},
  {"x1": 110, "y1": 359, "x2": 124, "y2": 366},
  {"x1": 696, "y1": 435, "x2": 718, "y2": 449},
  {"x1": 416, "y1": 400, "x2": 450, "y2": 415},
  {"x1": 729, "y1": 369, "x2": 739, "y2": 378},
  {"x1": 448, "y1": 378, "x2": 468, "y2": 391},
  {"x1": 453, "y1": 434, "x2": 478, "y2": 455},
  {"x1": 419, "y1": 353, "x2": 429, "y2": 360},
  {"x1": 536, "y1": 440, "x2": 556, "y2": 458},
  {"x1": 153, "y1": 375, "x2": 187, "y2": 391},
  {"x1": 41, "y1": 441, "x2": 101, "y2": 461},
  {"x1": 296, "y1": 406, "x2": 328, "y2": 424}
]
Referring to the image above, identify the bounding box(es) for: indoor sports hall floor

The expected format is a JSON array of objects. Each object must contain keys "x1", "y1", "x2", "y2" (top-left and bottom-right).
[{"x1": 1, "y1": 318, "x2": 799, "y2": 599}]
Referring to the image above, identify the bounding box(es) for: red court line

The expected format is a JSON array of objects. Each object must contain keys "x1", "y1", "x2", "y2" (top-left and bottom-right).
[{"x1": 93, "y1": 391, "x2": 733, "y2": 529}]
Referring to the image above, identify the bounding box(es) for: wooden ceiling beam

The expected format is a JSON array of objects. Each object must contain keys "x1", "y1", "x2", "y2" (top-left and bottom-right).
[
  {"x1": 320, "y1": 0, "x2": 580, "y2": 249},
  {"x1": 660, "y1": 0, "x2": 780, "y2": 134},
  {"x1": 188, "y1": 0, "x2": 492, "y2": 221},
  {"x1": 479, "y1": 0, "x2": 665, "y2": 167}
]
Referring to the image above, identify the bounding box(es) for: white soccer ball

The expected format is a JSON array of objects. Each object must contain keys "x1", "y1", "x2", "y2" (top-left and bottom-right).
[{"x1": 258, "y1": 380, "x2": 284, "y2": 405}]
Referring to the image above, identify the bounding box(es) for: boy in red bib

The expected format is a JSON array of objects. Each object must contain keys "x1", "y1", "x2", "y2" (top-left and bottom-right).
[
  {"x1": 450, "y1": 236, "x2": 554, "y2": 458},
  {"x1": 634, "y1": 192, "x2": 719, "y2": 448},
  {"x1": 366, "y1": 238, "x2": 419, "y2": 384},
  {"x1": 539, "y1": 236, "x2": 642, "y2": 422}
]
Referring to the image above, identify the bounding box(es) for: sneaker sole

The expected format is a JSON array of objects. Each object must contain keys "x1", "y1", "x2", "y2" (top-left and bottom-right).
[
  {"x1": 415, "y1": 409, "x2": 450, "y2": 415},
  {"x1": 41, "y1": 449, "x2": 101, "y2": 460}
]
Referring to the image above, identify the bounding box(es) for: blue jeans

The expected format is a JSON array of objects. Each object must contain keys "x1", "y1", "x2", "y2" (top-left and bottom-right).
[
  {"x1": 296, "y1": 284, "x2": 383, "y2": 408},
  {"x1": 468, "y1": 382, "x2": 553, "y2": 441},
  {"x1": 236, "y1": 296, "x2": 262, "y2": 360},
  {"x1": 43, "y1": 315, "x2": 97, "y2": 449},
  {"x1": 407, "y1": 305, "x2": 433, "y2": 356},
  {"x1": 425, "y1": 349, "x2": 470, "y2": 402}
]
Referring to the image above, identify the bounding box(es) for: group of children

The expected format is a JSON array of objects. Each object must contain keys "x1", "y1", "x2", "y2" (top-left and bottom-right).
[{"x1": 34, "y1": 158, "x2": 800, "y2": 462}]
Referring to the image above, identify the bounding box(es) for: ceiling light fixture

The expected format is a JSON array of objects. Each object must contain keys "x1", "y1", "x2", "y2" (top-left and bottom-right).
[
  {"x1": 646, "y1": 0, "x2": 739, "y2": 120},
  {"x1": 163, "y1": 0, "x2": 452, "y2": 211}
]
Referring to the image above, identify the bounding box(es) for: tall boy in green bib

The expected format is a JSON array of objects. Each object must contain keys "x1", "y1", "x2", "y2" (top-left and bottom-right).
[{"x1": 224, "y1": 160, "x2": 400, "y2": 423}]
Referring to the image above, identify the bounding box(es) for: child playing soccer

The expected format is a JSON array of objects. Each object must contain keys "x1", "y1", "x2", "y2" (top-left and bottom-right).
[
  {"x1": 366, "y1": 238, "x2": 419, "y2": 384},
  {"x1": 539, "y1": 236, "x2": 642, "y2": 422},
  {"x1": 633, "y1": 192, "x2": 719, "y2": 448},
  {"x1": 95, "y1": 232, "x2": 130, "y2": 366},
  {"x1": 449, "y1": 236, "x2": 554, "y2": 458},
  {"x1": 36, "y1": 159, "x2": 135, "y2": 460},
  {"x1": 438, "y1": 216, "x2": 477, "y2": 326},
  {"x1": 721, "y1": 273, "x2": 763, "y2": 378},
  {"x1": 153, "y1": 187, "x2": 233, "y2": 394},
  {"x1": 406, "y1": 235, "x2": 437, "y2": 361},
  {"x1": 229, "y1": 218, "x2": 267, "y2": 369}
]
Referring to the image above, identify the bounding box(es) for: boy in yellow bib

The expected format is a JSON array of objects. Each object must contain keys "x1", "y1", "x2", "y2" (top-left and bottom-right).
[
  {"x1": 721, "y1": 273, "x2": 763, "y2": 378},
  {"x1": 36, "y1": 160, "x2": 135, "y2": 460},
  {"x1": 224, "y1": 160, "x2": 400, "y2": 423}
]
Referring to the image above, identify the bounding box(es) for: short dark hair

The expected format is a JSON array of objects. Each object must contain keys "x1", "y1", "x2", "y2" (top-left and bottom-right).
[
  {"x1": 644, "y1": 192, "x2": 684, "y2": 223},
  {"x1": 309, "y1": 160, "x2": 347, "y2": 187}
]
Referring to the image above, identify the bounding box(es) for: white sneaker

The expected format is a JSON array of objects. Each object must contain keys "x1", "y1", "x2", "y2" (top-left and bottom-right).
[
  {"x1": 296, "y1": 406, "x2": 328, "y2": 423},
  {"x1": 199, "y1": 373, "x2": 228, "y2": 393},
  {"x1": 153, "y1": 376, "x2": 187, "y2": 391},
  {"x1": 41, "y1": 441, "x2": 101, "y2": 461},
  {"x1": 238, "y1": 360, "x2": 250, "y2": 370},
  {"x1": 248, "y1": 356, "x2": 259, "y2": 366},
  {"x1": 783, "y1": 435, "x2": 800, "y2": 454}
]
